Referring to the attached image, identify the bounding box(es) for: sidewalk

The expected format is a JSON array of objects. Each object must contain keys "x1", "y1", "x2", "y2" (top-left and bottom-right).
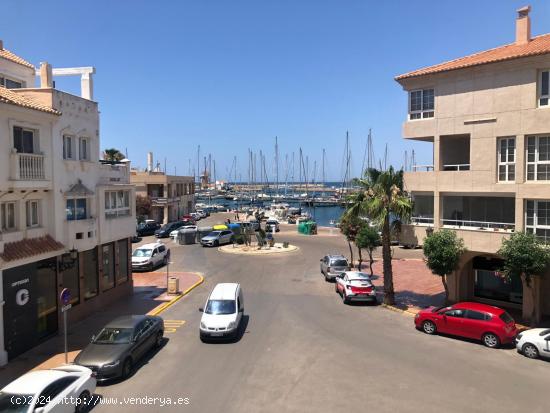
[{"x1": 0, "y1": 271, "x2": 202, "y2": 388}]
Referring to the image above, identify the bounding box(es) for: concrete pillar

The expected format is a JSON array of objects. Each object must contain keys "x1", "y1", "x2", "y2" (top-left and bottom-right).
[
  {"x1": 39, "y1": 62, "x2": 53, "y2": 88},
  {"x1": 522, "y1": 275, "x2": 542, "y2": 324},
  {"x1": 163, "y1": 206, "x2": 169, "y2": 224},
  {"x1": 81, "y1": 72, "x2": 93, "y2": 100},
  {"x1": 433, "y1": 136, "x2": 440, "y2": 172},
  {"x1": 434, "y1": 192, "x2": 441, "y2": 229},
  {"x1": 515, "y1": 134, "x2": 525, "y2": 183},
  {"x1": 0, "y1": 270, "x2": 8, "y2": 366},
  {"x1": 515, "y1": 197, "x2": 524, "y2": 232}
]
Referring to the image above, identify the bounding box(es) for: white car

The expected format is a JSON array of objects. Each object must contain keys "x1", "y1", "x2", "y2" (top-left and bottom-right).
[
  {"x1": 190, "y1": 212, "x2": 201, "y2": 221},
  {"x1": 0, "y1": 365, "x2": 96, "y2": 413},
  {"x1": 515, "y1": 328, "x2": 550, "y2": 360},
  {"x1": 335, "y1": 271, "x2": 376, "y2": 304},
  {"x1": 131, "y1": 242, "x2": 169, "y2": 271},
  {"x1": 199, "y1": 283, "x2": 244, "y2": 340},
  {"x1": 170, "y1": 225, "x2": 197, "y2": 240}
]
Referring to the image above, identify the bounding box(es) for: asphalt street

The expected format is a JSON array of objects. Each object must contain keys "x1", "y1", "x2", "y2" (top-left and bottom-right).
[{"x1": 94, "y1": 219, "x2": 549, "y2": 413}]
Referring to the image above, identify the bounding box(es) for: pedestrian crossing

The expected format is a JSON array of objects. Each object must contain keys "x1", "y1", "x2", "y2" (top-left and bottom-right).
[{"x1": 163, "y1": 319, "x2": 186, "y2": 333}]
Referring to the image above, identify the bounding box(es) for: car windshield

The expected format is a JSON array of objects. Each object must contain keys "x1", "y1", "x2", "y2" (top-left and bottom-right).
[
  {"x1": 349, "y1": 275, "x2": 370, "y2": 282},
  {"x1": 331, "y1": 260, "x2": 348, "y2": 267},
  {"x1": 137, "y1": 223, "x2": 147, "y2": 229},
  {"x1": 0, "y1": 393, "x2": 33, "y2": 412},
  {"x1": 133, "y1": 249, "x2": 152, "y2": 258},
  {"x1": 160, "y1": 224, "x2": 172, "y2": 231},
  {"x1": 205, "y1": 299, "x2": 236, "y2": 315},
  {"x1": 499, "y1": 312, "x2": 514, "y2": 324},
  {"x1": 93, "y1": 327, "x2": 134, "y2": 344}
]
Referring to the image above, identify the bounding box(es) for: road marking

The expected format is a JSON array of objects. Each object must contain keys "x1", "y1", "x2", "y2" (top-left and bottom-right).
[{"x1": 164, "y1": 320, "x2": 186, "y2": 333}]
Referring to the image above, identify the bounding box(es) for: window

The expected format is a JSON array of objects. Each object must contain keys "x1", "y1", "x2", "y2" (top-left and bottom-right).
[
  {"x1": 0, "y1": 76, "x2": 22, "y2": 89},
  {"x1": 117, "y1": 239, "x2": 129, "y2": 284},
  {"x1": 102, "y1": 243, "x2": 115, "y2": 291},
  {"x1": 409, "y1": 88, "x2": 434, "y2": 120},
  {"x1": 63, "y1": 135, "x2": 75, "y2": 160},
  {"x1": 1, "y1": 202, "x2": 16, "y2": 231},
  {"x1": 525, "y1": 200, "x2": 550, "y2": 242},
  {"x1": 79, "y1": 137, "x2": 89, "y2": 161},
  {"x1": 498, "y1": 137, "x2": 515, "y2": 182},
  {"x1": 13, "y1": 126, "x2": 35, "y2": 153},
  {"x1": 526, "y1": 136, "x2": 550, "y2": 180},
  {"x1": 66, "y1": 198, "x2": 87, "y2": 220},
  {"x1": 105, "y1": 190, "x2": 130, "y2": 218},
  {"x1": 444, "y1": 309, "x2": 465, "y2": 318},
  {"x1": 83, "y1": 248, "x2": 98, "y2": 299},
  {"x1": 466, "y1": 310, "x2": 490, "y2": 321},
  {"x1": 26, "y1": 200, "x2": 39, "y2": 228},
  {"x1": 540, "y1": 70, "x2": 550, "y2": 106}
]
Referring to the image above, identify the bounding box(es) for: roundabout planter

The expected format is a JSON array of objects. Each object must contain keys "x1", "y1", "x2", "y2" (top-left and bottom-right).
[{"x1": 218, "y1": 242, "x2": 299, "y2": 255}]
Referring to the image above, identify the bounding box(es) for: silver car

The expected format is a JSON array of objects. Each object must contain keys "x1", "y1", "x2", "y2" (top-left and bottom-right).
[
  {"x1": 320, "y1": 254, "x2": 349, "y2": 281},
  {"x1": 201, "y1": 230, "x2": 234, "y2": 247}
]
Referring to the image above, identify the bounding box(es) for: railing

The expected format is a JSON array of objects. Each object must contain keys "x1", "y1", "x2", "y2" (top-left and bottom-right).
[
  {"x1": 442, "y1": 164, "x2": 470, "y2": 171},
  {"x1": 412, "y1": 165, "x2": 434, "y2": 172},
  {"x1": 13, "y1": 153, "x2": 45, "y2": 180},
  {"x1": 441, "y1": 219, "x2": 514, "y2": 231},
  {"x1": 411, "y1": 216, "x2": 434, "y2": 224}
]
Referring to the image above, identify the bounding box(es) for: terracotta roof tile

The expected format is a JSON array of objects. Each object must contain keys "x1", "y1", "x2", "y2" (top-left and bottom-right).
[
  {"x1": 396, "y1": 33, "x2": 550, "y2": 81},
  {"x1": 1, "y1": 235, "x2": 65, "y2": 262},
  {"x1": 0, "y1": 47, "x2": 34, "y2": 69},
  {"x1": 0, "y1": 86, "x2": 61, "y2": 115}
]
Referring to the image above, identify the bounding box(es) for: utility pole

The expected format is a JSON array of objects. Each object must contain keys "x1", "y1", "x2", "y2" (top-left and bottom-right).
[{"x1": 196, "y1": 145, "x2": 200, "y2": 184}]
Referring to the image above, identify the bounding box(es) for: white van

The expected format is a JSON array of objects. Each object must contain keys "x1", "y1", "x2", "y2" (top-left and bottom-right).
[{"x1": 199, "y1": 283, "x2": 244, "y2": 340}]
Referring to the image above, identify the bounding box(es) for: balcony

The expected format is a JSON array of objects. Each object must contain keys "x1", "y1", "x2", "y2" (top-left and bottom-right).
[
  {"x1": 10, "y1": 152, "x2": 47, "y2": 186},
  {"x1": 440, "y1": 134, "x2": 470, "y2": 172},
  {"x1": 441, "y1": 196, "x2": 515, "y2": 232},
  {"x1": 99, "y1": 161, "x2": 130, "y2": 185}
]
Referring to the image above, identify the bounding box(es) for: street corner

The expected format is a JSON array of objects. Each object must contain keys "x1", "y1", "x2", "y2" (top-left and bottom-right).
[{"x1": 146, "y1": 272, "x2": 205, "y2": 316}]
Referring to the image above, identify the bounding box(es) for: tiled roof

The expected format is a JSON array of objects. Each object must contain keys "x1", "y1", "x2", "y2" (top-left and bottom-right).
[
  {"x1": 0, "y1": 86, "x2": 61, "y2": 115},
  {"x1": 395, "y1": 33, "x2": 550, "y2": 80},
  {"x1": 0, "y1": 47, "x2": 34, "y2": 69},
  {"x1": 1, "y1": 235, "x2": 65, "y2": 262}
]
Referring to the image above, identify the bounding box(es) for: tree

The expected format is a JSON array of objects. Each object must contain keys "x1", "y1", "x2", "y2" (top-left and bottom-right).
[
  {"x1": 422, "y1": 229, "x2": 466, "y2": 303},
  {"x1": 339, "y1": 214, "x2": 364, "y2": 268},
  {"x1": 343, "y1": 167, "x2": 413, "y2": 304},
  {"x1": 135, "y1": 195, "x2": 152, "y2": 219},
  {"x1": 355, "y1": 225, "x2": 380, "y2": 275},
  {"x1": 498, "y1": 232, "x2": 550, "y2": 325},
  {"x1": 103, "y1": 148, "x2": 125, "y2": 162}
]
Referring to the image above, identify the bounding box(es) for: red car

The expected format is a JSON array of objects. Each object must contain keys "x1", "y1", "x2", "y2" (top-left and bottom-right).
[{"x1": 414, "y1": 302, "x2": 518, "y2": 348}]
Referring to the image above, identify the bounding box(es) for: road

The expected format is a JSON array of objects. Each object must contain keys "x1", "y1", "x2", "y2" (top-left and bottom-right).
[{"x1": 94, "y1": 218, "x2": 548, "y2": 413}]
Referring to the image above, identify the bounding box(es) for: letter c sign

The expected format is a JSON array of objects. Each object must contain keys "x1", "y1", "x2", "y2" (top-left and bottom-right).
[{"x1": 16, "y1": 289, "x2": 30, "y2": 306}]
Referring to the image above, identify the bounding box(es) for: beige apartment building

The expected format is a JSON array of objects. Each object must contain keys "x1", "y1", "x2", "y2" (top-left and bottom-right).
[
  {"x1": 396, "y1": 6, "x2": 550, "y2": 321},
  {"x1": 131, "y1": 153, "x2": 195, "y2": 224}
]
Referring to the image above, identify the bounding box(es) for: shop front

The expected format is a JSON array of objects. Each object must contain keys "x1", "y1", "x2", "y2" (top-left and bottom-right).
[{"x1": 472, "y1": 256, "x2": 523, "y2": 306}]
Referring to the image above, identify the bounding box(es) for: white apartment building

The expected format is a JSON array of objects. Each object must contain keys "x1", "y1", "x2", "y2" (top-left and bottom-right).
[{"x1": 0, "y1": 41, "x2": 135, "y2": 365}]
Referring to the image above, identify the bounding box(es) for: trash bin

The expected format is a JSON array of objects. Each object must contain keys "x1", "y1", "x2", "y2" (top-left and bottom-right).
[
  {"x1": 168, "y1": 276, "x2": 179, "y2": 294},
  {"x1": 183, "y1": 228, "x2": 196, "y2": 245},
  {"x1": 228, "y1": 223, "x2": 241, "y2": 235}
]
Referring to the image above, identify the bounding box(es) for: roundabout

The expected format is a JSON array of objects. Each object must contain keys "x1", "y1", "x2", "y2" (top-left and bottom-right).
[{"x1": 218, "y1": 242, "x2": 299, "y2": 255}]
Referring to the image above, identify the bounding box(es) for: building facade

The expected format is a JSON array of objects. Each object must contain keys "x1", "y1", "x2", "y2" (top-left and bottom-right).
[
  {"x1": 0, "y1": 42, "x2": 136, "y2": 365},
  {"x1": 396, "y1": 7, "x2": 550, "y2": 322},
  {"x1": 131, "y1": 154, "x2": 195, "y2": 224}
]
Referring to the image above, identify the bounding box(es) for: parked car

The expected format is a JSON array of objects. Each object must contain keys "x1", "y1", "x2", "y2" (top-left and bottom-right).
[
  {"x1": 181, "y1": 217, "x2": 196, "y2": 226},
  {"x1": 155, "y1": 221, "x2": 185, "y2": 238},
  {"x1": 265, "y1": 219, "x2": 280, "y2": 232},
  {"x1": 320, "y1": 254, "x2": 349, "y2": 281},
  {"x1": 170, "y1": 225, "x2": 197, "y2": 240},
  {"x1": 241, "y1": 220, "x2": 260, "y2": 232},
  {"x1": 515, "y1": 328, "x2": 550, "y2": 360},
  {"x1": 200, "y1": 230, "x2": 234, "y2": 247},
  {"x1": 136, "y1": 221, "x2": 161, "y2": 237},
  {"x1": 131, "y1": 242, "x2": 169, "y2": 271},
  {"x1": 190, "y1": 212, "x2": 202, "y2": 221},
  {"x1": 415, "y1": 302, "x2": 518, "y2": 348},
  {"x1": 335, "y1": 271, "x2": 376, "y2": 304},
  {"x1": 0, "y1": 365, "x2": 96, "y2": 413},
  {"x1": 75, "y1": 315, "x2": 164, "y2": 382},
  {"x1": 196, "y1": 209, "x2": 210, "y2": 218},
  {"x1": 199, "y1": 283, "x2": 244, "y2": 340}
]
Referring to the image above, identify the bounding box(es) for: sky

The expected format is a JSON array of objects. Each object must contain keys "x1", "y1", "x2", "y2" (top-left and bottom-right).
[{"x1": 3, "y1": 0, "x2": 550, "y2": 182}]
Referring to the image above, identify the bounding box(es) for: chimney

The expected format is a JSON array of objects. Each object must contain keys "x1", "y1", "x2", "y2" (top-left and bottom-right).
[
  {"x1": 516, "y1": 5, "x2": 531, "y2": 45},
  {"x1": 0, "y1": 40, "x2": 3, "y2": 50},
  {"x1": 147, "y1": 152, "x2": 153, "y2": 172},
  {"x1": 39, "y1": 62, "x2": 53, "y2": 88}
]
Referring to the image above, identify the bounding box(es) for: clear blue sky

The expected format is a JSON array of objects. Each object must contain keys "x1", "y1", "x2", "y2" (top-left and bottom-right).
[{"x1": 3, "y1": 0, "x2": 550, "y2": 181}]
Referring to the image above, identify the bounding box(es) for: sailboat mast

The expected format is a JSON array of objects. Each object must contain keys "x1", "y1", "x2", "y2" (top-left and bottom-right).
[{"x1": 275, "y1": 136, "x2": 279, "y2": 197}]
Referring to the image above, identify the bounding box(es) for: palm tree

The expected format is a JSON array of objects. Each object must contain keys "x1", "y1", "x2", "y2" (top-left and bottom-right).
[
  {"x1": 103, "y1": 148, "x2": 125, "y2": 162},
  {"x1": 344, "y1": 167, "x2": 413, "y2": 304}
]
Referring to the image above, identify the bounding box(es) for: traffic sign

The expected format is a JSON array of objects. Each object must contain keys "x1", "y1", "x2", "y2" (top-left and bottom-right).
[{"x1": 60, "y1": 288, "x2": 71, "y2": 306}]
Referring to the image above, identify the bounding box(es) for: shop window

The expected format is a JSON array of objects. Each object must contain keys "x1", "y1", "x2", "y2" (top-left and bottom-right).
[
  {"x1": 60, "y1": 254, "x2": 80, "y2": 306},
  {"x1": 102, "y1": 243, "x2": 115, "y2": 291},
  {"x1": 36, "y1": 258, "x2": 58, "y2": 340},
  {"x1": 473, "y1": 256, "x2": 522, "y2": 304},
  {"x1": 117, "y1": 239, "x2": 129, "y2": 284},
  {"x1": 82, "y1": 248, "x2": 98, "y2": 299}
]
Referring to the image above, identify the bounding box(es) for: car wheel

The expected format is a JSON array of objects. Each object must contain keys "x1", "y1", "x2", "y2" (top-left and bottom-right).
[
  {"x1": 155, "y1": 331, "x2": 164, "y2": 348},
  {"x1": 75, "y1": 390, "x2": 91, "y2": 413},
  {"x1": 522, "y1": 343, "x2": 539, "y2": 359},
  {"x1": 214, "y1": 240, "x2": 219, "y2": 247},
  {"x1": 335, "y1": 283, "x2": 339, "y2": 293},
  {"x1": 121, "y1": 358, "x2": 133, "y2": 379},
  {"x1": 162, "y1": 256, "x2": 168, "y2": 266},
  {"x1": 422, "y1": 320, "x2": 437, "y2": 335},
  {"x1": 482, "y1": 333, "x2": 500, "y2": 348},
  {"x1": 342, "y1": 291, "x2": 349, "y2": 304},
  {"x1": 324, "y1": 272, "x2": 329, "y2": 282}
]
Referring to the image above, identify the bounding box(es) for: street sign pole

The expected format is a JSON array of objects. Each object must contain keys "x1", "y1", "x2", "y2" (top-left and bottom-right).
[
  {"x1": 63, "y1": 310, "x2": 68, "y2": 364},
  {"x1": 60, "y1": 288, "x2": 71, "y2": 364}
]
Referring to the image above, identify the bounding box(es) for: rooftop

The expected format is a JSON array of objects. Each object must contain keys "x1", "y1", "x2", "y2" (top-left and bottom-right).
[
  {"x1": 0, "y1": 43, "x2": 34, "y2": 70},
  {"x1": 0, "y1": 86, "x2": 61, "y2": 115}
]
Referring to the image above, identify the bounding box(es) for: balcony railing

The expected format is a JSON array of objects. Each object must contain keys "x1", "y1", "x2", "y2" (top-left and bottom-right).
[
  {"x1": 442, "y1": 164, "x2": 470, "y2": 171},
  {"x1": 412, "y1": 165, "x2": 434, "y2": 172},
  {"x1": 411, "y1": 216, "x2": 434, "y2": 225},
  {"x1": 11, "y1": 152, "x2": 45, "y2": 180},
  {"x1": 441, "y1": 219, "x2": 514, "y2": 231}
]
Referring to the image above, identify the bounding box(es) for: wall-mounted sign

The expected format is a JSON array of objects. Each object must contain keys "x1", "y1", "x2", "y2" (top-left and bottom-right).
[{"x1": 15, "y1": 289, "x2": 29, "y2": 306}]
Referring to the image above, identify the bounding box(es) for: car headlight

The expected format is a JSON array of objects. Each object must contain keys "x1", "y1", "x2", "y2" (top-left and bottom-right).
[
  {"x1": 103, "y1": 360, "x2": 120, "y2": 368},
  {"x1": 227, "y1": 321, "x2": 236, "y2": 330},
  {"x1": 200, "y1": 322, "x2": 206, "y2": 329}
]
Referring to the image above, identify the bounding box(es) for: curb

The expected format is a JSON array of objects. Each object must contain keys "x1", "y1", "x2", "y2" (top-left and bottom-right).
[
  {"x1": 380, "y1": 303, "x2": 418, "y2": 318},
  {"x1": 147, "y1": 273, "x2": 205, "y2": 316}
]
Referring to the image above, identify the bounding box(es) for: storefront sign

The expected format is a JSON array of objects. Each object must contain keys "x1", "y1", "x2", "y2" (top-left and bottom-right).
[{"x1": 15, "y1": 289, "x2": 29, "y2": 306}]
